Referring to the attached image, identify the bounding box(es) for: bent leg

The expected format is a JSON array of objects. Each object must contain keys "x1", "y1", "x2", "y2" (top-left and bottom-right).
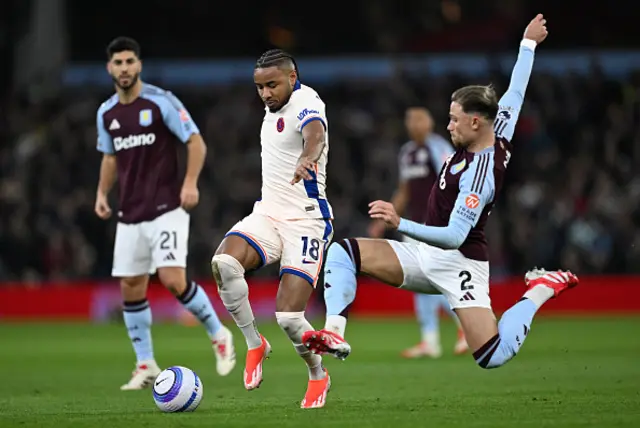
[
  {"x1": 323, "y1": 238, "x2": 405, "y2": 335},
  {"x1": 211, "y1": 234, "x2": 264, "y2": 349},
  {"x1": 212, "y1": 214, "x2": 283, "y2": 390},
  {"x1": 303, "y1": 237, "x2": 427, "y2": 360},
  {"x1": 457, "y1": 269, "x2": 578, "y2": 369},
  {"x1": 157, "y1": 267, "x2": 224, "y2": 340},
  {"x1": 276, "y1": 274, "x2": 326, "y2": 381},
  {"x1": 456, "y1": 302, "x2": 533, "y2": 369}
]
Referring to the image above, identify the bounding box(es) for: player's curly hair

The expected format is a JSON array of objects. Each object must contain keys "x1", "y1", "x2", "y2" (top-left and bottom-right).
[
  {"x1": 255, "y1": 49, "x2": 300, "y2": 78},
  {"x1": 451, "y1": 84, "x2": 499, "y2": 121}
]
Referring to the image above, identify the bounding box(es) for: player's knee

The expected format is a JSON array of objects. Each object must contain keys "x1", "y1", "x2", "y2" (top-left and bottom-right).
[
  {"x1": 275, "y1": 311, "x2": 306, "y2": 339},
  {"x1": 473, "y1": 334, "x2": 515, "y2": 369},
  {"x1": 211, "y1": 254, "x2": 249, "y2": 300},
  {"x1": 156, "y1": 268, "x2": 186, "y2": 296},
  {"x1": 211, "y1": 254, "x2": 245, "y2": 282},
  {"x1": 120, "y1": 276, "x2": 146, "y2": 291},
  {"x1": 120, "y1": 276, "x2": 148, "y2": 301},
  {"x1": 326, "y1": 239, "x2": 361, "y2": 272}
]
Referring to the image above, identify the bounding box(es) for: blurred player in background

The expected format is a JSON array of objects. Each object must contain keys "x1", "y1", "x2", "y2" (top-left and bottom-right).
[
  {"x1": 210, "y1": 50, "x2": 332, "y2": 408},
  {"x1": 304, "y1": 15, "x2": 580, "y2": 372},
  {"x1": 368, "y1": 107, "x2": 468, "y2": 358},
  {"x1": 94, "y1": 37, "x2": 235, "y2": 390}
]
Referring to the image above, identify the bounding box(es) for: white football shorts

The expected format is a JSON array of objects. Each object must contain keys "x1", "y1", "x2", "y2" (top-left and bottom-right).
[
  {"x1": 112, "y1": 207, "x2": 190, "y2": 277},
  {"x1": 225, "y1": 211, "x2": 333, "y2": 287},
  {"x1": 389, "y1": 236, "x2": 491, "y2": 310}
]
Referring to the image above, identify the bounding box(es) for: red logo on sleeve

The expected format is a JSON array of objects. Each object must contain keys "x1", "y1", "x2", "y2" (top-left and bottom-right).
[{"x1": 465, "y1": 194, "x2": 480, "y2": 209}]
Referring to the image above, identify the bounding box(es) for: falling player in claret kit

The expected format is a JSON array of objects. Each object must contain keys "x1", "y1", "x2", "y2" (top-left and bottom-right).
[
  {"x1": 95, "y1": 37, "x2": 235, "y2": 390},
  {"x1": 210, "y1": 50, "x2": 333, "y2": 408},
  {"x1": 303, "y1": 15, "x2": 580, "y2": 373}
]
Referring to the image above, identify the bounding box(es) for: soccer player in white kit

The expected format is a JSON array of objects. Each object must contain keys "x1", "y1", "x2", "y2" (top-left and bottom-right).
[{"x1": 210, "y1": 50, "x2": 333, "y2": 408}]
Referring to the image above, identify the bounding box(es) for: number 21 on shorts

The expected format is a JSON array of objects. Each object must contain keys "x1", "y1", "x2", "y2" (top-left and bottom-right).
[
  {"x1": 160, "y1": 231, "x2": 178, "y2": 249},
  {"x1": 301, "y1": 236, "x2": 321, "y2": 264}
]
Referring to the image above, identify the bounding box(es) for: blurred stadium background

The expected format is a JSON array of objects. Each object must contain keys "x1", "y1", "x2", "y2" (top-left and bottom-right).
[
  {"x1": 0, "y1": 1, "x2": 639, "y2": 426},
  {"x1": 1, "y1": 0, "x2": 639, "y2": 311}
]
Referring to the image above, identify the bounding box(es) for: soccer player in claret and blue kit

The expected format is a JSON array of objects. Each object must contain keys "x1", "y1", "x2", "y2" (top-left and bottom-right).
[
  {"x1": 368, "y1": 106, "x2": 469, "y2": 358},
  {"x1": 304, "y1": 15, "x2": 580, "y2": 373},
  {"x1": 94, "y1": 37, "x2": 235, "y2": 390}
]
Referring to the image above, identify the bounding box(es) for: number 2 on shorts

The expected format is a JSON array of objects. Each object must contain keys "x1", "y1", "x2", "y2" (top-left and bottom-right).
[{"x1": 459, "y1": 270, "x2": 474, "y2": 290}]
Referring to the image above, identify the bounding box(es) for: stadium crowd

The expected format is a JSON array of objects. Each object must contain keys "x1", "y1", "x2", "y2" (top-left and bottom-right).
[{"x1": 1, "y1": 66, "x2": 639, "y2": 282}]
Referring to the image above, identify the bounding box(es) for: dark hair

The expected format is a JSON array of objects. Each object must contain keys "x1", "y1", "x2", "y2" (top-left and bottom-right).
[
  {"x1": 106, "y1": 37, "x2": 141, "y2": 60},
  {"x1": 255, "y1": 49, "x2": 299, "y2": 78},
  {"x1": 451, "y1": 85, "x2": 498, "y2": 121}
]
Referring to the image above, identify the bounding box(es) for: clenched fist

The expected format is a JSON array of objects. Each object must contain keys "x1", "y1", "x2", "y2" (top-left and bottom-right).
[{"x1": 524, "y1": 14, "x2": 548, "y2": 44}]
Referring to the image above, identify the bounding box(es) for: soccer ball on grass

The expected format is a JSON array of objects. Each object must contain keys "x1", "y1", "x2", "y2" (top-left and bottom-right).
[{"x1": 152, "y1": 366, "x2": 203, "y2": 412}]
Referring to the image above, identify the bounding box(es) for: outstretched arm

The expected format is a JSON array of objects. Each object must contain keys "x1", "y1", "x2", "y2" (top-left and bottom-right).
[
  {"x1": 370, "y1": 153, "x2": 496, "y2": 250},
  {"x1": 494, "y1": 14, "x2": 548, "y2": 142}
]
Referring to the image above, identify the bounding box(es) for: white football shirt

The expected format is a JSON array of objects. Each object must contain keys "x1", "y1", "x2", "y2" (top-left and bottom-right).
[{"x1": 254, "y1": 82, "x2": 333, "y2": 220}]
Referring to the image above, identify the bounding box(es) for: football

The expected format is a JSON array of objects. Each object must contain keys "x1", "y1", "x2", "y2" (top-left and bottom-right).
[{"x1": 152, "y1": 366, "x2": 203, "y2": 412}]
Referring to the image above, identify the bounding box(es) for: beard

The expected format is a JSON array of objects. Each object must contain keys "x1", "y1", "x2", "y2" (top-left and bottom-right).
[
  {"x1": 450, "y1": 134, "x2": 469, "y2": 149},
  {"x1": 112, "y1": 72, "x2": 139, "y2": 90}
]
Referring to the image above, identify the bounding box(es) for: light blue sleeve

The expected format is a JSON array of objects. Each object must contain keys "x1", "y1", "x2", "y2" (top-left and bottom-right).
[
  {"x1": 494, "y1": 40, "x2": 536, "y2": 142},
  {"x1": 451, "y1": 153, "x2": 495, "y2": 228},
  {"x1": 397, "y1": 218, "x2": 470, "y2": 250},
  {"x1": 396, "y1": 153, "x2": 495, "y2": 249},
  {"x1": 96, "y1": 104, "x2": 115, "y2": 154},
  {"x1": 146, "y1": 92, "x2": 200, "y2": 143},
  {"x1": 428, "y1": 134, "x2": 455, "y2": 175}
]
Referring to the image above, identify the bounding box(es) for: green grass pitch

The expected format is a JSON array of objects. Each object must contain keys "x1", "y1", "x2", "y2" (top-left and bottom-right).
[{"x1": 1, "y1": 317, "x2": 639, "y2": 427}]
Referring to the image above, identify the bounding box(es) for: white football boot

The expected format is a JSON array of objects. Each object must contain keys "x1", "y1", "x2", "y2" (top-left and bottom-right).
[
  {"x1": 213, "y1": 325, "x2": 236, "y2": 376},
  {"x1": 120, "y1": 360, "x2": 161, "y2": 390}
]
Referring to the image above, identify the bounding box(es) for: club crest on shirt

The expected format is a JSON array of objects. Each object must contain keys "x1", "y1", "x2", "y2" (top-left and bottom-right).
[
  {"x1": 277, "y1": 117, "x2": 285, "y2": 132},
  {"x1": 139, "y1": 109, "x2": 153, "y2": 127},
  {"x1": 450, "y1": 159, "x2": 466, "y2": 175}
]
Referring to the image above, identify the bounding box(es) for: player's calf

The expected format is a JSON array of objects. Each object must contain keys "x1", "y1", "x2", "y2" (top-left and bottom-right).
[
  {"x1": 276, "y1": 311, "x2": 326, "y2": 380},
  {"x1": 305, "y1": 238, "x2": 402, "y2": 359},
  {"x1": 322, "y1": 238, "x2": 403, "y2": 335},
  {"x1": 162, "y1": 271, "x2": 236, "y2": 376},
  {"x1": 120, "y1": 284, "x2": 161, "y2": 390},
  {"x1": 465, "y1": 269, "x2": 578, "y2": 369},
  {"x1": 211, "y1": 254, "x2": 263, "y2": 349},
  {"x1": 119, "y1": 275, "x2": 159, "y2": 388}
]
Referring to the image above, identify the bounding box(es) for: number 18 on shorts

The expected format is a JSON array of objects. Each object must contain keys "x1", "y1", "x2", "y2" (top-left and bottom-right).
[{"x1": 225, "y1": 213, "x2": 333, "y2": 286}]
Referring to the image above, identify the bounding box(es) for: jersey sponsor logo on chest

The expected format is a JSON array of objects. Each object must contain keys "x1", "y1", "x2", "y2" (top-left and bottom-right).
[{"x1": 114, "y1": 133, "x2": 156, "y2": 151}]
